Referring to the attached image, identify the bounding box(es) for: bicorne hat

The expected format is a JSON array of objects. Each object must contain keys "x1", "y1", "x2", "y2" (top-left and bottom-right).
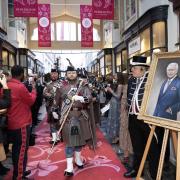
[{"x1": 131, "y1": 56, "x2": 149, "y2": 67}]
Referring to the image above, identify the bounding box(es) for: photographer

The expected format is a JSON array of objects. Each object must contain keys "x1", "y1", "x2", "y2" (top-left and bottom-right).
[
  {"x1": 7, "y1": 65, "x2": 36, "y2": 180},
  {"x1": 0, "y1": 74, "x2": 11, "y2": 175}
]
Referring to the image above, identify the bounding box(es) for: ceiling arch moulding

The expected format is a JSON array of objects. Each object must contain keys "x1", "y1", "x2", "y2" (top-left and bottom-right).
[
  {"x1": 30, "y1": 0, "x2": 100, "y2": 25},
  {"x1": 37, "y1": 0, "x2": 92, "y2": 19},
  {"x1": 29, "y1": 14, "x2": 100, "y2": 26}
]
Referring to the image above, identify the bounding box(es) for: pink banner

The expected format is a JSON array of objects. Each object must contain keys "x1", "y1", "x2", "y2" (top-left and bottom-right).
[
  {"x1": 92, "y1": 0, "x2": 114, "y2": 20},
  {"x1": 38, "y1": 4, "x2": 51, "y2": 47},
  {"x1": 80, "y1": 5, "x2": 93, "y2": 47},
  {"x1": 14, "y1": 0, "x2": 38, "y2": 17}
]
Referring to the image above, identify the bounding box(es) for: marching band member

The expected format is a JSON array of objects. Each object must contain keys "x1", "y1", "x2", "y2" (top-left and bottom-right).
[{"x1": 53, "y1": 66, "x2": 96, "y2": 177}]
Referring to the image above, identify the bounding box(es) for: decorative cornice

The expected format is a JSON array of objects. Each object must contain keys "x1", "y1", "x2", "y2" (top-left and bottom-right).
[
  {"x1": 114, "y1": 41, "x2": 126, "y2": 53},
  {"x1": 0, "y1": 27, "x2": 7, "y2": 36},
  {"x1": 97, "y1": 48, "x2": 112, "y2": 59},
  {"x1": 2, "y1": 40, "x2": 17, "y2": 54},
  {"x1": 123, "y1": 5, "x2": 169, "y2": 42}
]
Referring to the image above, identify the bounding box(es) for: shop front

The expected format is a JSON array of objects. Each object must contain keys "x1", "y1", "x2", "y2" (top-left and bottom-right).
[
  {"x1": 18, "y1": 48, "x2": 36, "y2": 76},
  {"x1": 123, "y1": 5, "x2": 168, "y2": 67},
  {"x1": 0, "y1": 27, "x2": 17, "y2": 70},
  {"x1": 97, "y1": 48, "x2": 113, "y2": 77},
  {"x1": 34, "y1": 59, "x2": 44, "y2": 76},
  {"x1": 114, "y1": 42, "x2": 128, "y2": 73},
  {"x1": 92, "y1": 58, "x2": 100, "y2": 77}
]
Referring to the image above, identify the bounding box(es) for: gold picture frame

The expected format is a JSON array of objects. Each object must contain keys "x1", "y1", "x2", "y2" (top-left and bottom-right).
[{"x1": 138, "y1": 51, "x2": 180, "y2": 131}]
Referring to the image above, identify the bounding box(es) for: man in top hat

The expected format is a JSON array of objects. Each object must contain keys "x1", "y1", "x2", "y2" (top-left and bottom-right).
[
  {"x1": 124, "y1": 56, "x2": 160, "y2": 179},
  {"x1": 43, "y1": 68, "x2": 62, "y2": 145},
  {"x1": 53, "y1": 66, "x2": 95, "y2": 177}
]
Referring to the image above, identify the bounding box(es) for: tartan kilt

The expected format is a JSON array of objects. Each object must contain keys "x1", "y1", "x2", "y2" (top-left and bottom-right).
[{"x1": 62, "y1": 110, "x2": 91, "y2": 147}]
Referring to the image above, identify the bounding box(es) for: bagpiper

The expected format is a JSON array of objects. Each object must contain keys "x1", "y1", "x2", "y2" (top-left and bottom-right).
[
  {"x1": 43, "y1": 68, "x2": 62, "y2": 145},
  {"x1": 53, "y1": 66, "x2": 96, "y2": 177}
]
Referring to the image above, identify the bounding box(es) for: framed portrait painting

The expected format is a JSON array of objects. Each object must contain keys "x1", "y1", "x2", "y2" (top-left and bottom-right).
[{"x1": 138, "y1": 52, "x2": 180, "y2": 131}]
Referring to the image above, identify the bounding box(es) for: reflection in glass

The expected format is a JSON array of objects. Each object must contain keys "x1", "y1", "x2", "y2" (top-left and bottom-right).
[
  {"x1": 100, "y1": 57, "x2": 105, "y2": 76},
  {"x1": 2, "y1": 50, "x2": 8, "y2": 66},
  {"x1": 122, "y1": 50, "x2": 128, "y2": 71},
  {"x1": 116, "y1": 53, "x2": 121, "y2": 72},
  {"x1": 20, "y1": 55, "x2": 27, "y2": 67},
  {"x1": 140, "y1": 28, "x2": 150, "y2": 53},
  {"x1": 9, "y1": 54, "x2": 15, "y2": 67},
  {"x1": 153, "y1": 22, "x2": 165, "y2": 48}
]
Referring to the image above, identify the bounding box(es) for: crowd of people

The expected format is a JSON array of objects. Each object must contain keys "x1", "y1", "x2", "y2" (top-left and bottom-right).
[{"x1": 0, "y1": 55, "x2": 178, "y2": 180}]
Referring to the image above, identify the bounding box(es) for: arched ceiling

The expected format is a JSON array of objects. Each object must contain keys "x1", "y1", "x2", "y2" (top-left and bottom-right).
[{"x1": 30, "y1": 0, "x2": 100, "y2": 25}]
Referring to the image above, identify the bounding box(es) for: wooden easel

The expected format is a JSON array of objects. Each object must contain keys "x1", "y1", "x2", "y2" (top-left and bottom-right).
[{"x1": 136, "y1": 124, "x2": 179, "y2": 180}]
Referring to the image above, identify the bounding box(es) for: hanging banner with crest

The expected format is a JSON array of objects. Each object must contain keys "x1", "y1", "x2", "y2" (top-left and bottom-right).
[
  {"x1": 14, "y1": 0, "x2": 38, "y2": 17},
  {"x1": 38, "y1": 4, "x2": 51, "y2": 47},
  {"x1": 92, "y1": 0, "x2": 114, "y2": 20},
  {"x1": 80, "y1": 5, "x2": 93, "y2": 47}
]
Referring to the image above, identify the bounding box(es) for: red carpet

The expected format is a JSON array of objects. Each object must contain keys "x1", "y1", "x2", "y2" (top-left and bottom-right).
[{"x1": 5, "y1": 119, "x2": 131, "y2": 180}]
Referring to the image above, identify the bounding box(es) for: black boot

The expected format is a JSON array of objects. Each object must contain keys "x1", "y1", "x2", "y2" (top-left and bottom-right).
[
  {"x1": 64, "y1": 171, "x2": 74, "y2": 177},
  {"x1": 23, "y1": 170, "x2": 31, "y2": 177},
  {"x1": 124, "y1": 169, "x2": 137, "y2": 178},
  {"x1": 0, "y1": 162, "x2": 10, "y2": 175}
]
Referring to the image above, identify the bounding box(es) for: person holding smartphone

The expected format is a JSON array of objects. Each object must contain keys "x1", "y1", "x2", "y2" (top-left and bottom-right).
[
  {"x1": 0, "y1": 74, "x2": 11, "y2": 176},
  {"x1": 7, "y1": 66, "x2": 36, "y2": 180}
]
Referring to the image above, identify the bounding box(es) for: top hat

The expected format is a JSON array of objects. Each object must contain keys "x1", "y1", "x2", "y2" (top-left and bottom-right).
[
  {"x1": 66, "y1": 66, "x2": 76, "y2": 72},
  {"x1": 131, "y1": 56, "x2": 149, "y2": 67}
]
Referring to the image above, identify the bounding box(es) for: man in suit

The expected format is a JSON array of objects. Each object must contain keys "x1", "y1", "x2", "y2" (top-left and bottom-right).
[
  {"x1": 154, "y1": 62, "x2": 180, "y2": 120},
  {"x1": 153, "y1": 63, "x2": 180, "y2": 171}
]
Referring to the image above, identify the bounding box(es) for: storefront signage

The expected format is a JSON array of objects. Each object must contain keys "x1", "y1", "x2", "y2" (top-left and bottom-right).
[
  {"x1": 14, "y1": 0, "x2": 38, "y2": 17},
  {"x1": 38, "y1": 4, "x2": 51, "y2": 47},
  {"x1": 80, "y1": 5, "x2": 93, "y2": 47},
  {"x1": 92, "y1": 0, "x2": 114, "y2": 20},
  {"x1": 128, "y1": 36, "x2": 141, "y2": 55}
]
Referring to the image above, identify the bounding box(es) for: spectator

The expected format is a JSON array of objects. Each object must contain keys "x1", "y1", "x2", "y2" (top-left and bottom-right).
[
  {"x1": 2, "y1": 70, "x2": 11, "y2": 82},
  {"x1": 7, "y1": 65, "x2": 36, "y2": 180},
  {"x1": 0, "y1": 74, "x2": 11, "y2": 176},
  {"x1": 106, "y1": 74, "x2": 122, "y2": 144},
  {"x1": 124, "y1": 56, "x2": 160, "y2": 179},
  {"x1": 118, "y1": 73, "x2": 133, "y2": 166}
]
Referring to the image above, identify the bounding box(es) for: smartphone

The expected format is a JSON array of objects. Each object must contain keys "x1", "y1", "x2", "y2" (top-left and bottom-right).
[
  {"x1": 29, "y1": 77, "x2": 33, "y2": 84},
  {"x1": 0, "y1": 69, "x2": 3, "y2": 79},
  {"x1": 0, "y1": 74, "x2": 4, "y2": 80}
]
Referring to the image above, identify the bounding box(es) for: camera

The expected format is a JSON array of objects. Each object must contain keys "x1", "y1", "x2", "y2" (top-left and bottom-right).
[
  {"x1": 0, "y1": 74, "x2": 3, "y2": 80},
  {"x1": 28, "y1": 77, "x2": 33, "y2": 84}
]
